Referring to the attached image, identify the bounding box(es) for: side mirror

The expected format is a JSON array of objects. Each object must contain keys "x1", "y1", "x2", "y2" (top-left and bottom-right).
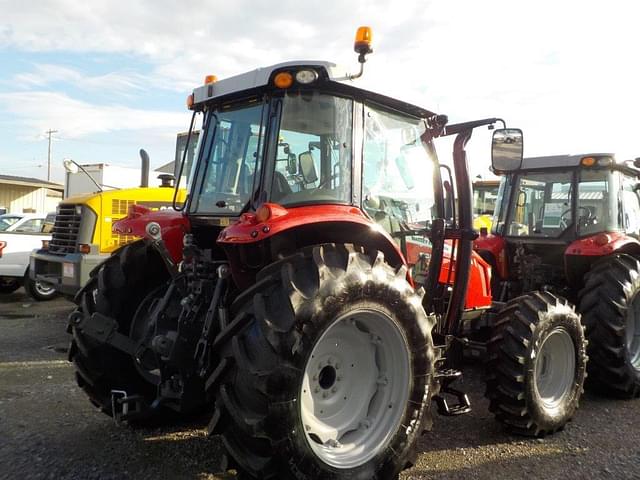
[
  {"x1": 299, "y1": 151, "x2": 318, "y2": 184},
  {"x1": 63, "y1": 158, "x2": 79, "y2": 174},
  {"x1": 491, "y1": 128, "x2": 523, "y2": 173}
]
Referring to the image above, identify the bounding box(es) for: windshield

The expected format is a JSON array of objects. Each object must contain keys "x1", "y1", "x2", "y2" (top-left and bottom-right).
[
  {"x1": 175, "y1": 128, "x2": 201, "y2": 191},
  {"x1": 270, "y1": 92, "x2": 353, "y2": 206},
  {"x1": 0, "y1": 215, "x2": 21, "y2": 231},
  {"x1": 474, "y1": 183, "x2": 499, "y2": 216},
  {"x1": 190, "y1": 103, "x2": 265, "y2": 215},
  {"x1": 505, "y1": 171, "x2": 573, "y2": 237},
  {"x1": 504, "y1": 169, "x2": 624, "y2": 238},
  {"x1": 577, "y1": 169, "x2": 619, "y2": 235},
  {"x1": 362, "y1": 104, "x2": 436, "y2": 234}
]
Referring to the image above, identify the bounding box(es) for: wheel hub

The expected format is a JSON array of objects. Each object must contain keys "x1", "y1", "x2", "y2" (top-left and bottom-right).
[
  {"x1": 300, "y1": 309, "x2": 410, "y2": 469},
  {"x1": 535, "y1": 328, "x2": 576, "y2": 412},
  {"x1": 34, "y1": 281, "x2": 55, "y2": 296}
]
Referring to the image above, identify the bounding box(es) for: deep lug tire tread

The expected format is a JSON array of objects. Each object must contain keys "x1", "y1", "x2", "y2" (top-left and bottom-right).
[
  {"x1": 578, "y1": 253, "x2": 640, "y2": 398},
  {"x1": 68, "y1": 241, "x2": 169, "y2": 422},
  {"x1": 209, "y1": 243, "x2": 436, "y2": 480},
  {"x1": 485, "y1": 291, "x2": 587, "y2": 436}
]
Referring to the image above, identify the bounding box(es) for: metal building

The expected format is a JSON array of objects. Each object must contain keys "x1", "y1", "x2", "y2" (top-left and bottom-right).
[{"x1": 0, "y1": 175, "x2": 64, "y2": 214}]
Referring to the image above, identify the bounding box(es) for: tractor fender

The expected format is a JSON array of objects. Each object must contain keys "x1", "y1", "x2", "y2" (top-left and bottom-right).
[
  {"x1": 218, "y1": 203, "x2": 406, "y2": 265},
  {"x1": 565, "y1": 232, "x2": 640, "y2": 257},
  {"x1": 112, "y1": 205, "x2": 190, "y2": 264}
]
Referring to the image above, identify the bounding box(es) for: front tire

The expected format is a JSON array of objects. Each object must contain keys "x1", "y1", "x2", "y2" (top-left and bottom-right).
[
  {"x1": 486, "y1": 291, "x2": 587, "y2": 436},
  {"x1": 579, "y1": 254, "x2": 640, "y2": 397},
  {"x1": 23, "y1": 269, "x2": 58, "y2": 301},
  {"x1": 210, "y1": 244, "x2": 436, "y2": 479}
]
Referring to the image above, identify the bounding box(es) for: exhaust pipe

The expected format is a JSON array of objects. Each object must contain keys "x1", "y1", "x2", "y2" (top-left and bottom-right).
[{"x1": 139, "y1": 149, "x2": 150, "y2": 187}]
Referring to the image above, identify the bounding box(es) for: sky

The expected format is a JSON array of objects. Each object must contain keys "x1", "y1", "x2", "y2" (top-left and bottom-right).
[{"x1": 0, "y1": 0, "x2": 639, "y2": 184}]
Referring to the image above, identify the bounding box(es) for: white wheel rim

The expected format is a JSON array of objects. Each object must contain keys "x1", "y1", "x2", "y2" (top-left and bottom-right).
[
  {"x1": 300, "y1": 309, "x2": 410, "y2": 469},
  {"x1": 34, "y1": 281, "x2": 55, "y2": 297},
  {"x1": 534, "y1": 328, "x2": 575, "y2": 412}
]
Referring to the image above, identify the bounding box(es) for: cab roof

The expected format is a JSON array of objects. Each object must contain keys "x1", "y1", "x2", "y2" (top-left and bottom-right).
[
  {"x1": 521, "y1": 153, "x2": 616, "y2": 170},
  {"x1": 191, "y1": 60, "x2": 437, "y2": 120}
]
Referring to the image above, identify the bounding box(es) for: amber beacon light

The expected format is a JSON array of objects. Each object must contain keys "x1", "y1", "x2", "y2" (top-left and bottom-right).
[{"x1": 354, "y1": 26, "x2": 373, "y2": 57}]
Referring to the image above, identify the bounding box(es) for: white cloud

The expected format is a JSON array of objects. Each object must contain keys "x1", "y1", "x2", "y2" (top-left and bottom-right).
[
  {"x1": 10, "y1": 64, "x2": 153, "y2": 94},
  {"x1": 0, "y1": 91, "x2": 188, "y2": 138},
  {"x1": 1, "y1": 0, "x2": 640, "y2": 177}
]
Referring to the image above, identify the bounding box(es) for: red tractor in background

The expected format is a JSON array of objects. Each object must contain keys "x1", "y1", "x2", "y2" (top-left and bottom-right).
[
  {"x1": 67, "y1": 28, "x2": 586, "y2": 479},
  {"x1": 475, "y1": 151, "x2": 640, "y2": 398}
]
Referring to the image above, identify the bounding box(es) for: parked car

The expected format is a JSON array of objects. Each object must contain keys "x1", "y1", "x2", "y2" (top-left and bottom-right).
[
  {"x1": 0, "y1": 213, "x2": 50, "y2": 233},
  {"x1": 0, "y1": 213, "x2": 58, "y2": 300}
]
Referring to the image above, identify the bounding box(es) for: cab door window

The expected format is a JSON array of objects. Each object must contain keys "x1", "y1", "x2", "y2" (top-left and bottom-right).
[
  {"x1": 622, "y1": 176, "x2": 640, "y2": 237},
  {"x1": 14, "y1": 218, "x2": 44, "y2": 233}
]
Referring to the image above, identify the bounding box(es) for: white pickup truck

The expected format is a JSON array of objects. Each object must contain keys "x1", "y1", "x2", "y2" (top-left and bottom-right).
[{"x1": 0, "y1": 213, "x2": 58, "y2": 300}]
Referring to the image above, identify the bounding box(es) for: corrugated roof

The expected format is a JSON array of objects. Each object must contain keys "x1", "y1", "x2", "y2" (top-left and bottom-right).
[{"x1": 0, "y1": 174, "x2": 64, "y2": 190}]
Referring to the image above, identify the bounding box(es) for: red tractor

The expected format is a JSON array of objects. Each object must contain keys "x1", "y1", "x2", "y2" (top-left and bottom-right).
[
  {"x1": 68, "y1": 29, "x2": 586, "y2": 479},
  {"x1": 475, "y1": 151, "x2": 640, "y2": 398}
]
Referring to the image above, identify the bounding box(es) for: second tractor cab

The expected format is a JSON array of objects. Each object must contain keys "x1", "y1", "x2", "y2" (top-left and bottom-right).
[
  {"x1": 476, "y1": 151, "x2": 640, "y2": 398},
  {"x1": 67, "y1": 29, "x2": 586, "y2": 479},
  {"x1": 472, "y1": 178, "x2": 500, "y2": 232}
]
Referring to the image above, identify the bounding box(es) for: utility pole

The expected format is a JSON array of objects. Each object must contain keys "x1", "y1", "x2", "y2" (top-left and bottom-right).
[{"x1": 46, "y1": 129, "x2": 58, "y2": 181}]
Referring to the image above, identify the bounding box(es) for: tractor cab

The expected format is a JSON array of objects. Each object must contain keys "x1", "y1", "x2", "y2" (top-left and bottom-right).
[
  {"x1": 180, "y1": 59, "x2": 448, "y2": 291},
  {"x1": 480, "y1": 152, "x2": 640, "y2": 298}
]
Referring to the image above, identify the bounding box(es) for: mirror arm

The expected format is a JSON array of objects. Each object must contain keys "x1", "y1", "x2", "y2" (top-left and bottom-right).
[{"x1": 443, "y1": 118, "x2": 503, "y2": 136}]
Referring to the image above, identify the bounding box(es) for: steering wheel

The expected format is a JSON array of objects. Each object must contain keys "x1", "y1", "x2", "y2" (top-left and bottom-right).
[{"x1": 560, "y1": 207, "x2": 593, "y2": 228}]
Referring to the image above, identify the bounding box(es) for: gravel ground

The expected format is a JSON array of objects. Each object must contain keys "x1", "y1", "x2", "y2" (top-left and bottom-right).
[{"x1": 1, "y1": 288, "x2": 639, "y2": 480}]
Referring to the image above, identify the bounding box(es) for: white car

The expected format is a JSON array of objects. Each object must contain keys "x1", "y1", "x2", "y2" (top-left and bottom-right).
[
  {"x1": 0, "y1": 213, "x2": 58, "y2": 300},
  {"x1": 0, "y1": 213, "x2": 52, "y2": 233}
]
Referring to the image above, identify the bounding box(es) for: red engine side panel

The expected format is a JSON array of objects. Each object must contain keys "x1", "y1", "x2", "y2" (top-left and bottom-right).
[
  {"x1": 473, "y1": 232, "x2": 507, "y2": 278},
  {"x1": 565, "y1": 232, "x2": 640, "y2": 257},
  {"x1": 438, "y1": 243, "x2": 493, "y2": 310},
  {"x1": 112, "y1": 205, "x2": 190, "y2": 263},
  {"x1": 466, "y1": 251, "x2": 493, "y2": 309}
]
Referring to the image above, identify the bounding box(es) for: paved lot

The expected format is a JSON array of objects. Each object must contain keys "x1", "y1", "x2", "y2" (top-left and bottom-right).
[{"x1": 1, "y1": 288, "x2": 639, "y2": 480}]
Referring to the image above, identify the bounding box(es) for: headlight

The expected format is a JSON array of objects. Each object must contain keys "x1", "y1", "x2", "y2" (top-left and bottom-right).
[{"x1": 295, "y1": 69, "x2": 318, "y2": 84}]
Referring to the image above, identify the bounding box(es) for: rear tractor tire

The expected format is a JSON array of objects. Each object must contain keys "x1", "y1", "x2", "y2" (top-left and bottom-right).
[
  {"x1": 68, "y1": 241, "x2": 175, "y2": 423},
  {"x1": 486, "y1": 291, "x2": 587, "y2": 436},
  {"x1": 579, "y1": 254, "x2": 640, "y2": 398},
  {"x1": 210, "y1": 244, "x2": 436, "y2": 479}
]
